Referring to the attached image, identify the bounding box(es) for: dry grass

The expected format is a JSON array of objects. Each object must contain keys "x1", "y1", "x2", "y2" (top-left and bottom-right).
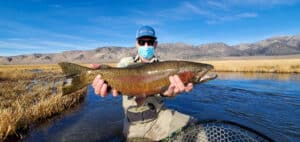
[
  {"x1": 0, "y1": 64, "x2": 87, "y2": 141},
  {"x1": 198, "y1": 58, "x2": 300, "y2": 73},
  {"x1": 0, "y1": 64, "x2": 61, "y2": 81}
]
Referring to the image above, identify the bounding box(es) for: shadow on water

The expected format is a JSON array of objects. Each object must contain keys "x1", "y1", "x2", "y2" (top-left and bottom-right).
[{"x1": 24, "y1": 72, "x2": 300, "y2": 142}]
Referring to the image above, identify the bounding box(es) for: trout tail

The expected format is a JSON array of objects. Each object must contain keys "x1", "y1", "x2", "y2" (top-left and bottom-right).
[{"x1": 58, "y1": 62, "x2": 91, "y2": 95}]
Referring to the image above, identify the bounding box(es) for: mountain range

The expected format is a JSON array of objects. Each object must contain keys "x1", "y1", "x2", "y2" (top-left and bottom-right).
[{"x1": 1, "y1": 34, "x2": 300, "y2": 64}]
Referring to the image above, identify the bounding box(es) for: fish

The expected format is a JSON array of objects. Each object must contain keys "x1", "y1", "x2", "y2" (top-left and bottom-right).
[{"x1": 58, "y1": 61, "x2": 217, "y2": 96}]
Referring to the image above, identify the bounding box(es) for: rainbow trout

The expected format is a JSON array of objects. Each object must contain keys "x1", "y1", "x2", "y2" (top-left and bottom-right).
[{"x1": 59, "y1": 61, "x2": 217, "y2": 96}]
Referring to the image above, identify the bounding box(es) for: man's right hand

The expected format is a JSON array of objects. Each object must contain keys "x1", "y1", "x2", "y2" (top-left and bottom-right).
[
  {"x1": 90, "y1": 64, "x2": 119, "y2": 97},
  {"x1": 92, "y1": 75, "x2": 119, "y2": 97}
]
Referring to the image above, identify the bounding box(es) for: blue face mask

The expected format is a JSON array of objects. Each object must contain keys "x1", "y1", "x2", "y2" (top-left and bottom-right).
[{"x1": 138, "y1": 46, "x2": 155, "y2": 60}]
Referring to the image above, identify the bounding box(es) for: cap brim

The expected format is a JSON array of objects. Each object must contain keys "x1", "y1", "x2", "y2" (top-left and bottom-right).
[{"x1": 136, "y1": 36, "x2": 157, "y2": 40}]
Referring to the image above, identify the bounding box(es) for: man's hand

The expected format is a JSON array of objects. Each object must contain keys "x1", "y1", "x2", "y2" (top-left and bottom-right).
[
  {"x1": 90, "y1": 64, "x2": 119, "y2": 97},
  {"x1": 163, "y1": 75, "x2": 193, "y2": 97}
]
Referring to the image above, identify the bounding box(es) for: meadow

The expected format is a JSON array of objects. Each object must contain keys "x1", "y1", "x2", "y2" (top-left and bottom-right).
[
  {"x1": 0, "y1": 64, "x2": 86, "y2": 141},
  {"x1": 0, "y1": 57, "x2": 300, "y2": 141},
  {"x1": 199, "y1": 57, "x2": 300, "y2": 73}
]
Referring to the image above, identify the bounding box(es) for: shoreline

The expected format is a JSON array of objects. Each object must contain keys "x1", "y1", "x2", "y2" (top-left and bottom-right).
[
  {"x1": 1, "y1": 56, "x2": 300, "y2": 74},
  {"x1": 198, "y1": 58, "x2": 300, "y2": 73}
]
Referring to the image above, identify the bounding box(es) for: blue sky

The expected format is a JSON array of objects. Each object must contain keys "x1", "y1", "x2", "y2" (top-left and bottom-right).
[{"x1": 1, "y1": 0, "x2": 300, "y2": 56}]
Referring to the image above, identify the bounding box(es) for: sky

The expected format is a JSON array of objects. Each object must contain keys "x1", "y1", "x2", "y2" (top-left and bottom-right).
[{"x1": 1, "y1": 0, "x2": 300, "y2": 56}]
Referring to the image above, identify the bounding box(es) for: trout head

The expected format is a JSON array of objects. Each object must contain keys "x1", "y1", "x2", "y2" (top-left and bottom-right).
[
  {"x1": 177, "y1": 62, "x2": 217, "y2": 84},
  {"x1": 193, "y1": 63, "x2": 217, "y2": 83}
]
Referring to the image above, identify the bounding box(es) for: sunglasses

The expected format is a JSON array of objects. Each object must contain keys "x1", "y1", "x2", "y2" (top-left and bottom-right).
[{"x1": 138, "y1": 39, "x2": 156, "y2": 46}]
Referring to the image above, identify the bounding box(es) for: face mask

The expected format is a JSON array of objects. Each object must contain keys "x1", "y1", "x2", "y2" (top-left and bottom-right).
[{"x1": 138, "y1": 46, "x2": 155, "y2": 60}]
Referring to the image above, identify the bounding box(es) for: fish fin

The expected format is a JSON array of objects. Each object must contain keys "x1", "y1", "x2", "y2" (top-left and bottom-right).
[
  {"x1": 58, "y1": 62, "x2": 90, "y2": 76},
  {"x1": 58, "y1": 62, "x2": 91, "y2": 95}
]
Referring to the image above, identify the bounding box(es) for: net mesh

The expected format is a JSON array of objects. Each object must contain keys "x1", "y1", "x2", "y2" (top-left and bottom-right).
[{"x1": 170, "y1": 121, "x2": 271, "y2": 142}]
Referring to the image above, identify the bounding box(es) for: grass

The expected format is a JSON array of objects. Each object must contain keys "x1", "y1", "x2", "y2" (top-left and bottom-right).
[
  {"x1": 198, "y1": 58, "x2": 300, "y2": 73},
  {"x1": 0, "y1": 64, "x2": 86, "y2": 141},
  {"x1": 0, "y1": 64, "x2": 61, "y2": 81}
]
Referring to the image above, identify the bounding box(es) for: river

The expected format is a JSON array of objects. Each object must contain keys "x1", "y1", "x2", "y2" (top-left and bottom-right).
[{"x1": 24, "y1": 72, "x2": 300, "y2": 142}]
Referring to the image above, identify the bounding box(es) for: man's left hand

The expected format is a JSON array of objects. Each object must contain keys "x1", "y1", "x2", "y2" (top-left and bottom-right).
[{"x1": 163, "y1": 75, "x2": 193, "y2": 97}]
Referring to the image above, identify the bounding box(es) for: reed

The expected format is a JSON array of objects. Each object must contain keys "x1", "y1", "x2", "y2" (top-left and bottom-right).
[
  {"x1": 0, "y1": 64, "x2": 86, "y2": 141},
  {"x1": 198, "y1": 58, "x2": 300, "y2": 73}
]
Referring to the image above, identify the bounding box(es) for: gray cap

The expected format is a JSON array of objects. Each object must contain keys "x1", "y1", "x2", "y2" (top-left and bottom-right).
[{"x1": 136, "y1": 25, "x2": 156, "y2": 39}]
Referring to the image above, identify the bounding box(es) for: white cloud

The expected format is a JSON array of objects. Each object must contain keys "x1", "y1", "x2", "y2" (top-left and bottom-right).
[
  {"x1": 236, "y1": 12, "x2": 257, "y2": 18},
  {"x1": 0, "y1": 38, "x2": 100, "y2": 50},
  {"x1": 129, "y1": 1, "x2": 260, "y2": 25},
  {"x1": 0, "y1": 37, "x2": 131, "y2": 56},
  {"x1": 207, "y1": 1, "x2": 228, "y2": 10},
  {"x1": 228, "y1": 0, "x2": 300, "y2": 6},
  {"x1": 206, "y1": 12, "x2": 257, "y2": 24},
  {"x1": 182, "y1": 2, "x2": 215, "y2": 17}
]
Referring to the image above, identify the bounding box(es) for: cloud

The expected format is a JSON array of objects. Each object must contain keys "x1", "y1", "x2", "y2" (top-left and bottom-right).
[
  {"x1": 0, "y1": 38, "x2": 100, "y2": 50},
  {"x1": 236, "y1": 12, "x2": 257, "y2": 18},
  {"x1": 122, "y1": 1, "x2": 247, "y2": 25},
  {"x1": 206, "y1": 12, "x2": 257, "y2": 24},
  {"x1": 0, "y1": 18, "x2": 129, "y2": 44},
  {"x1": 0, "y1": 19, "x2": 121, "y2": 56},
  {"x1": 0, "y1": 37, "x2": 123, "y2": 56},
  {"x1": 178, "y1": 1, "x2": 258, "y2": 24},
  {"x1": 182, "y1": 2, "x2": 215, "y2": 17},
  {"x1": 207, "y1": 1, "x2": 228, "y2": 10},
  {"x1": 129, "y1": 1, "x2": 260, "y2": 25},
  {"x1": 228, "y1": 0, "x2": 300, "y2": 6}
]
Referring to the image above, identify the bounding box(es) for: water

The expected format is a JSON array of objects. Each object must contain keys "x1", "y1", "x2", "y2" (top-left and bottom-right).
[{"x1": 24, "y1": 72, "x2": 300, "y2": 142}]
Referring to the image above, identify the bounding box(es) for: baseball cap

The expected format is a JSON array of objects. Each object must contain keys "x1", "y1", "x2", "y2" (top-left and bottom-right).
[{"x1": 136, "y1": 25, "x2": 156, "y2": 39}]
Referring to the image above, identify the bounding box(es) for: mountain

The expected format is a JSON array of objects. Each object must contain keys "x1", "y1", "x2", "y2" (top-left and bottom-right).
[
  {"x1": 234, "y1": 35, "x2": 300, "y2": 55},
  {"x1": 1, "y1": 34, "x2": 300, "y2": 64}
]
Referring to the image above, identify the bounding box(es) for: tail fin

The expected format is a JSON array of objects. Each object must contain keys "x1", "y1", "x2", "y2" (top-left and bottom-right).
[{"x1": 58, "y1": 62, "x2": 91, "y2": 95}]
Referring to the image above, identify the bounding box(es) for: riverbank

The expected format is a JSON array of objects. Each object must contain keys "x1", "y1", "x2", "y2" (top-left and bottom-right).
[
  {"x1": 0, "y1": 65, "x2": 86, "y2": 141},
  {"x1": 198, "y1": 56, "x2": 300, "y2": 73}
]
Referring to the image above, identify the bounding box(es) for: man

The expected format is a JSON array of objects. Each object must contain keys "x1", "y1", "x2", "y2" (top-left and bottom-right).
[{"x1": 92, "y1": 25, "x2": 196, "y2": 141}]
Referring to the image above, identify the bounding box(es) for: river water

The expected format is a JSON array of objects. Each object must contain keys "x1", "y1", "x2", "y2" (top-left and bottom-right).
[{"x1": 24, "y1": 72, "x2": 300, "y2": 142}]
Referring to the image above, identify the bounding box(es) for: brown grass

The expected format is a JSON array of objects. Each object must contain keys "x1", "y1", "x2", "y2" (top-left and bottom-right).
[
  {"x1": 0, "y1": 64, "x2": 87, "y2": 141},
  {"x1": 197, "y1": 58, "x2": 300, "y2": 73},
  {"x1": 0, "y1": 64, "x2": 61, "y2": 81}
]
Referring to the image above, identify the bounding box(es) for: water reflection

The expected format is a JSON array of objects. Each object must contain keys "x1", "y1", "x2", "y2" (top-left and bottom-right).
[{"x1": 217, "y1": 72, "x2": 300, "y2": 81}]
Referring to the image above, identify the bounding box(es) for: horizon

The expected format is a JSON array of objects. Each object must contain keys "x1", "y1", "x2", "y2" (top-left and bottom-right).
[
  {"x1": 2, "y1": 33, "x2": 300, "y2": 57},
  {"x1": 1, "y1": 0, "x2": 300, "y2": 56}
]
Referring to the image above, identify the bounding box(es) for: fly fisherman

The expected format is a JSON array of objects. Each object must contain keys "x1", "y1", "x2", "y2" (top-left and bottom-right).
[{"x1": 91, "y1": 25, "x2": 196, "y2": 141}]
